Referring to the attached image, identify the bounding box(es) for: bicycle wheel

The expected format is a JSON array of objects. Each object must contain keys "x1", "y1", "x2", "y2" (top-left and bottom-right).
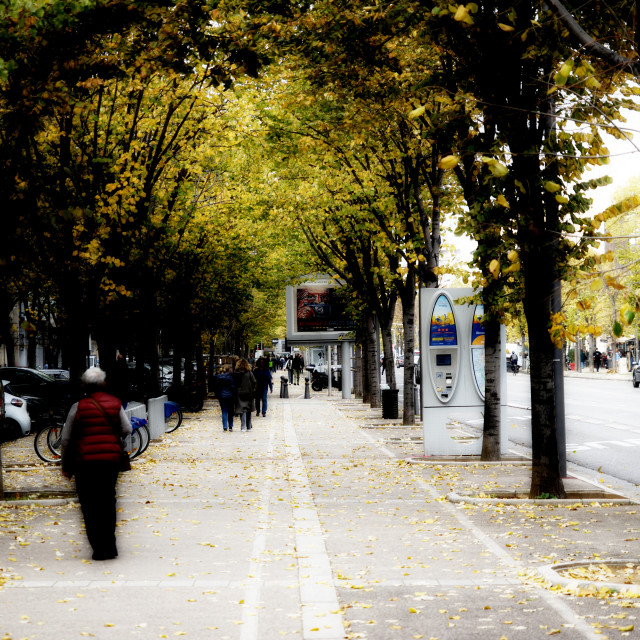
[
  {"x1": 34, "y1": 427, "x2": 61, "y2": 463},
  {"x1": 138, "y1": 424, "x2": 150, "y2": 456},
  {"x1": 47, "y1": 424, "x2": 63, "y2": 458},
  {"x1": 165, "y1": 407, "x2": 183, "y2": 433},
  {"x1": 124, "y1": 430, "x2": 143, "y2": 460}
]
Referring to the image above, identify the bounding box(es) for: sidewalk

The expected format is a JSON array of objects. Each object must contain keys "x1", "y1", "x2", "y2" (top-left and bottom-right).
[{"x1": 1, "y1": 385, "x2": 639, "y2": 639}]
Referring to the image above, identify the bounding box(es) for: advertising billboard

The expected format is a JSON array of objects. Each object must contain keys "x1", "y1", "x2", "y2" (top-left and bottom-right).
[{"x1": 286, "y1": 276, "x2": 356, "y2": 344}]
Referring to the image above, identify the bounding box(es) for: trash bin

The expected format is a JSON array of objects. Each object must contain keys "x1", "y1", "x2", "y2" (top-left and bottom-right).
[{"x1": 381, "y1": 388, "x2": 399, "y2": 419}]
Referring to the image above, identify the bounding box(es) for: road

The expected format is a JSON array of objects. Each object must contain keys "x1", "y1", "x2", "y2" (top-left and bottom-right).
[
  {"x1": 393, "y1": 365, "x2": 640, "y2": 486},
  {"x1": 506, "y1": 373, "x2": 640, "y2": 485}
]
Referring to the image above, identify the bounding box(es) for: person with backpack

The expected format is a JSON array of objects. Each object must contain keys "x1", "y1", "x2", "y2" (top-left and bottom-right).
[
  {"x1": 509, "y1": 350, "x2": 519, "y2": 375},
  {"x1": 254, "y1": 357, "x2": 273, "y2": 417},
  {"x1": 234, "y1": 358, "x2": 256, "y2": 431},
  {"x1": 292, "y1": 353, "x2": 304, "y2": 385},
  {"x1": 213, "y1": 364, "x2": 236, "y2": 432}
]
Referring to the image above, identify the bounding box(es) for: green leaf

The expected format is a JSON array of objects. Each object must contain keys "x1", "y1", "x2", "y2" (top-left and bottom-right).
[{"x1": 613, "y1": 321, "x2": 623, "y2": 338}]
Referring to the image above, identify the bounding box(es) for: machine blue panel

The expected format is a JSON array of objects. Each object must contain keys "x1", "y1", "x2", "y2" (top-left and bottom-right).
[{"x1": 430, "y1": 294, "x2": 457, "y2": 346}]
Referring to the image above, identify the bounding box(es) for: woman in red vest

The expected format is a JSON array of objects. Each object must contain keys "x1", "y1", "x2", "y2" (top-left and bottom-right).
[{"x1": 61, "y1": 367, "x2": 132, "y2": 560}]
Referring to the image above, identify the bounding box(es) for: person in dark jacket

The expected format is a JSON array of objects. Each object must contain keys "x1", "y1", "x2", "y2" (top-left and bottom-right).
[
  {"x1": 213, "y1": 364, "x2": 235, "y2": 431},
  {"x1": 292, "y1": 352, "x2": 304, "y2": 385},
  {"x1": 254, "y1": 358, "x2": 273, "y2": 417},
  {"x1": 61, "y1": 367, "x2": 132, "y2": 561},
  {"x1": 233, "y1": 358, "x2": 256, "y2": 431}
]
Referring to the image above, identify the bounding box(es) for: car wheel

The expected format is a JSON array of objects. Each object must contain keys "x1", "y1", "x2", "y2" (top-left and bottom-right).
[
  {"x1": 634, "y1": 376, "x2": 639, "y2": 388},
  {"x1": 3, "y1": 418, "x2": 24, "y2": 441}
]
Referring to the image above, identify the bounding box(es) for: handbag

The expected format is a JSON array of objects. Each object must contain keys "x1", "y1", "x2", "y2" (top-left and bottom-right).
[
  {"x1": 63, "y1": 428, "x2": 78, "y2": 478},
  {"x1": 88, "y1": 398, "x2": 131, "y2": 472}
]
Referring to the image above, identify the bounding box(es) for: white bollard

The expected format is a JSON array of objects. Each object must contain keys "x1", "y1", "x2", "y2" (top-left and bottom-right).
[{"x1": 148, "y1": 395, "x2": 168, "y2": 440}]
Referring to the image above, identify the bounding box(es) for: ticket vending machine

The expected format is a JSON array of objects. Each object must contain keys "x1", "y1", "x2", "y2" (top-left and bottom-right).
[
  {"x1": 420, "y1": 288, "x2": 507, "y2": 456},
  {"x1": 427, "y1": 293, "x2": 460, "y2": 403}
]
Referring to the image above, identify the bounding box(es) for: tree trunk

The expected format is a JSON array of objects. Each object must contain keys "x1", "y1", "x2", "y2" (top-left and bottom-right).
[
  {"x1": 481, "y1": 314, "x2": 501, "y2": 461},
  {"x1": 0, "y1": 291, "x2": 16, "y2": 366},
  {"x1": 522, "y1": 248, "x2": 567, "y2": 499},
  {"x1": 361, "y1": 338, "x2": 370, "y2": 404},
  {"x1": 353, "y1": 343, "x2": 363, "y2": 399},
  {"x1": 380, "y1": 308, "x2": 397, "y2": 389},
  {"x1": 95, "y1": 325, "x2": 117, "y2": 391},
  {"x1": 365, "y1": 312, "x2": 380, "y2": 408},
  {"x1": 400, "y1": 286, "x2": 416, "y2": 425}
]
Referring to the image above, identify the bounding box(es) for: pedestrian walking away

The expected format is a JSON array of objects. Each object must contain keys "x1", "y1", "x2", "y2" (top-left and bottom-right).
[
  {"x1": 254, "y1": 357, "x2": 273, "y2": 417},
  {"x1": 213, "y1": 364, "x2": 236, "y2": 431},
  {"x1": 292, "y1": 352, "x2": 304, "y2": 385},
  {"x1": 594, "y1": 348, "x2": 602, "y2": 372},
  {"x1": 60, "y1": 366, "x2": 132, "y2": 561},
  {"x1": 234, "y1": 358, "x2": 256, "y2": 430},
  {"x1": 286, "y1": 354, "x2": 294, "y2": 384},
  {"x1": 509, "y1": 350, "x2": 519, "y2": 375}
]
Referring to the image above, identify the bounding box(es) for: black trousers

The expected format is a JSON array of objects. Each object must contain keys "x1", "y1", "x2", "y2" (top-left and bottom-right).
[{"x1": 75, "y1": 462, "x2": 120, "y2": 558}]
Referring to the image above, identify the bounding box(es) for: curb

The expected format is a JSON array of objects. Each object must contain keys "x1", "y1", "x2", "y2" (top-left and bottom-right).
[
  {"x1": 405, "y1": 456, "x2": 530, "y2": 466},
  {"x1": 446, "y1": 491, "x2": 635, "y2": 506},
  {"x1": 0, "y1": 498, "x2": 78, "y2": 507},
  {"x1": 536, "y1": 559, "x2": 640, "y2": 596}
]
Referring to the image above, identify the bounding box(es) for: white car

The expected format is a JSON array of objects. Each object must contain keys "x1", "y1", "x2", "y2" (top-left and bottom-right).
[{"x1": 2, "y1": 380, "x2": 31, "y2": 440}]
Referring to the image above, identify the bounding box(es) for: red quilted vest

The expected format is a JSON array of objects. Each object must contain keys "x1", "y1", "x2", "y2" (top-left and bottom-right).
[{"x1": 72, "y1": 392, "x2": 124, "y2": 466}]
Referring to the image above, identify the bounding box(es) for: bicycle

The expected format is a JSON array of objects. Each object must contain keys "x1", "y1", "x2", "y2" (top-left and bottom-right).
[
  {"x1": 164, "y1": 401, "x2": 183, "y2": 433},
  {"x1": 34, "y1": 422, "x2": 63, "y2": 463},
  {"x1": 36, "y1": 414, "x2": 150, "y2": 463},
  {"x1": 124, "y1": 416, "x2": 150, "y2": 460}
]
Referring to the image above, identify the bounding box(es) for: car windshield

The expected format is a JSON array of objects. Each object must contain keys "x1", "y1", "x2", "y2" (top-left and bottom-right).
[{"x1": 33, "y1": 371, "x2": 56, "y2": 382}]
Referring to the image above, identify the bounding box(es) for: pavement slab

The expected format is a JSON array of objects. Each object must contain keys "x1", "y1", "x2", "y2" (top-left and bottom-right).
[{"x1": 1, "y1": 387, "x2": 640, "y2": 639}]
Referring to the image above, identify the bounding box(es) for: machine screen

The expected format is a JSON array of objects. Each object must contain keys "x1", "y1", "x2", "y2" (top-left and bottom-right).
[{"x1": 436, "y1": 354, "x2": 451, "y2": 366}]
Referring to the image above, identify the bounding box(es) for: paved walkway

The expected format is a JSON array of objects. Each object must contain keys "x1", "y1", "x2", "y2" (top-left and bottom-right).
[{"x1": 1, "y1": 385, "x2": 639, "y2": 639}]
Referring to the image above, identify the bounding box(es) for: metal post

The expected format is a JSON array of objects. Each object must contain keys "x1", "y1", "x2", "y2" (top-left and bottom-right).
[
  {"x1": 341, "y1": 340, "x2": 352, "y2": 399},
  {"x1": 327, "y1": 344, "x2": 332, "y2": 396},
  {"x1": 553, "y1": 279, "x2": 567, "y2": 477}
]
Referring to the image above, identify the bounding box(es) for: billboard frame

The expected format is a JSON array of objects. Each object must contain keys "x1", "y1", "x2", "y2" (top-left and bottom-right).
[{"x1": 286, "y1": 275, "x2": 356, "y2": 344}]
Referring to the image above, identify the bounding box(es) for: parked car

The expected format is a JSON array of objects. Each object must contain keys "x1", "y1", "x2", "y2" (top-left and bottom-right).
[
  {"x1": 0, "y1": 378, "x2": 4, "y2": 433},
  {"x1": 396, "y1": 355, "x2": 404, "y2": 367},
  {"x1": 44, "y1": 368, "x2": 70, "y2": 381},
  {"x1": 632, "y1": 364, "x2": 640, "y2": 388},
  {"x1": 1, "y1": 381, "x2": 31, "y2": 441},
  {"x1": 0, "y1": 367, "x2": 72, "y2": 426}
]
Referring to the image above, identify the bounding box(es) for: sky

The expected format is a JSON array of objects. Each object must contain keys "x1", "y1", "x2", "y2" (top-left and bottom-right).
[
  {"x1": 443, "y1": 103, "x2": 640, "y2": 271},
  {"x1": 584, "y1": 105, "x2": 640, "y2": 214}
]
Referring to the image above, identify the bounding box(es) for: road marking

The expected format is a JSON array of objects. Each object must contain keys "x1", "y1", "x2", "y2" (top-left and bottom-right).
[
  {"x1": 240, "y1": 429, "x2": 276, "y2": 640},
  {"x1": 412, "y1": 477, "x2": 601, "y2": 638},
  {"x1": 283, "y1": 402, "x2": 344, "y2": 640},
  {"x1": 566, "y1": 438, "x2": 640, "y2": 451}
]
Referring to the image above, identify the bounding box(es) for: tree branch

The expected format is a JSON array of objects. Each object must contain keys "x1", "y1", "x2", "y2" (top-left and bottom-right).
[{"x1": 548, "y1": 0, "x2": 640, "y2": 78}]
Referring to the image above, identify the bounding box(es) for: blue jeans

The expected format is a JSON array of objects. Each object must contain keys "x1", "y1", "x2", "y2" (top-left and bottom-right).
[
  {"x1": 256, "y1": 388, "x2": 269, "y2": 415},
  {"x1": 240, "y1": 410, "x2": 252, "y2": 430},
  {"x1": 219, "y1": 398, "x2": 234, "y2": 430}
]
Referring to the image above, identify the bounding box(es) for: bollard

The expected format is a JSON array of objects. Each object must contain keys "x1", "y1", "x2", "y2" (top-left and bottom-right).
[
  {"x1": 304, "y1": 377, "x2": 311, "y2": 399},
  {"x1": 280, "y1": 376, "x2": 289, "y2": 398}
]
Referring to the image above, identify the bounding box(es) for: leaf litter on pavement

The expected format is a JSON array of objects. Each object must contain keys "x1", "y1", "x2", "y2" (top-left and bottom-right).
[{"x1": 2, "y1": 399, "x2": 640, "y2": 639}]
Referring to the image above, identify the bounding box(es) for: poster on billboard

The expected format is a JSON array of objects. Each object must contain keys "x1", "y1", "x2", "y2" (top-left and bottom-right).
[{"x1": 286, "y1": 276, "x2": 356, "y2": 343}]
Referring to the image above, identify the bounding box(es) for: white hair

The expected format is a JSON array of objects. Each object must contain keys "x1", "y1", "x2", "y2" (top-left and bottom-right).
[{"x1": 81, "y1": 366, "x2": 107, "y2": 386}]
